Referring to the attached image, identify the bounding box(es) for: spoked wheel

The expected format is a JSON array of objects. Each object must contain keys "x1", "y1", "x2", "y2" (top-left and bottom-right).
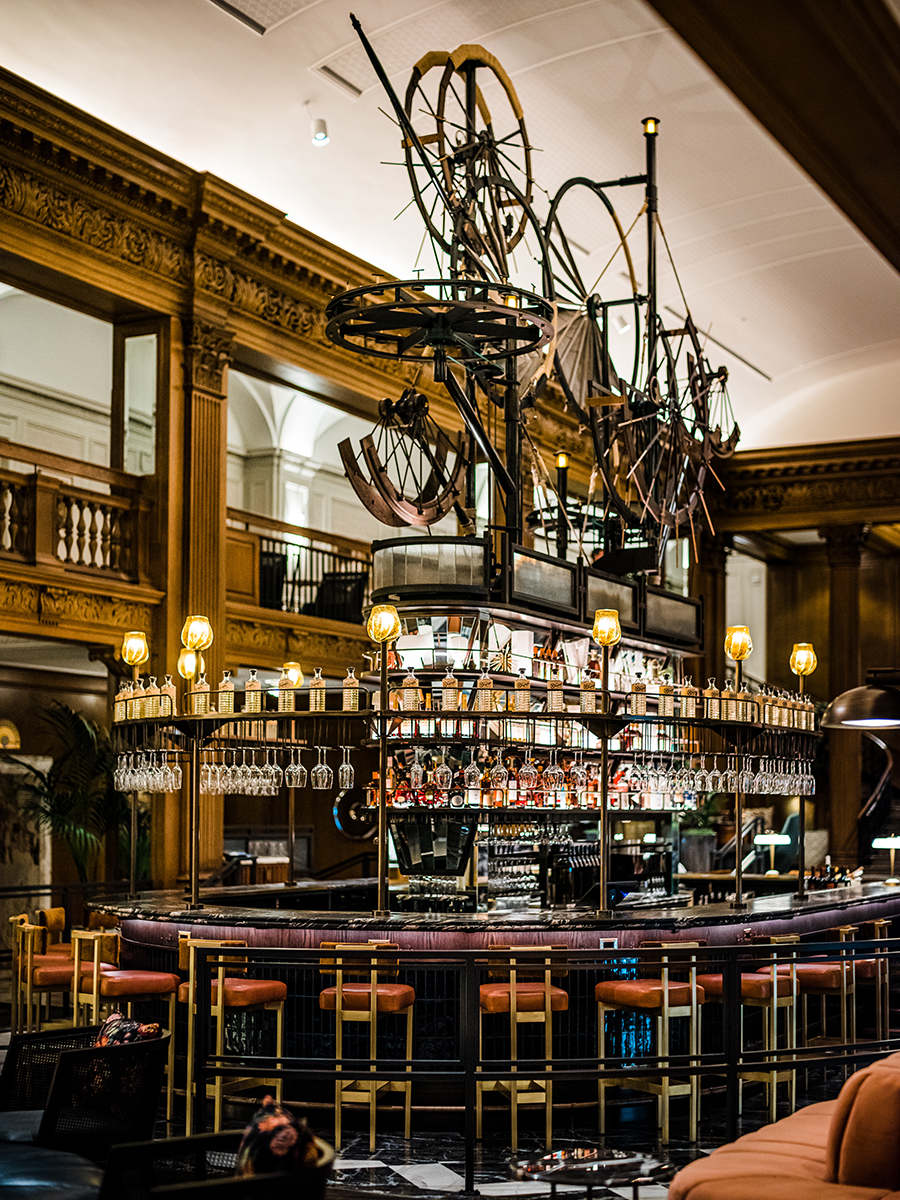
[
  {"x1": 338, "y1": 386, "x2": 474, "y2": 530},
  {"x1": 591, "y1": 313, "x2": 740, "y2": 536},
  {"x1": 403, "y1": 44, "x2": 535, "y2": 281},
  {"x1": 543, "y1": 177, "x2": 643, "y2": 423}
]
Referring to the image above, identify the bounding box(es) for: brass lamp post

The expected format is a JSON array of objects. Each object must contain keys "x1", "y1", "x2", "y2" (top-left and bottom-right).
[
  {"x1": 724, "y1": 625, "x2": 752, "y2": 909},
  {"x1": 367, "y1": 604, "x2": 401, "y2": 917},
  {"x1": 283, "y1": 662, "x2": 304, "y2": 886},
  {"x1": 593, "y1": 608, "x2": 621, "y2": 916},
  {"x1": 121, "y1": 631, "x2": 150, "y2": 900},
  {"x1": 180, "y1": 615, "x2": 213, "y2": 910},
  {"x1": 790, "y1": 641, "x2": 817, "y2": 902}
]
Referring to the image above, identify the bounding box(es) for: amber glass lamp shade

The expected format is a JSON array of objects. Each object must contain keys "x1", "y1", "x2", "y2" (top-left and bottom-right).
[
  {"x1": 177, "y1": 648, "x2": 205, "y2": 680},
  {"x1": 592, "y1": 609, "x2": 621, "y2": 647},
  {"x1": 121, "y1": 631, "x2": 149, "y2": 667},
  {"x1": 282, "y1": 661, "x2": 304, "y2": 687},
  {"x1": 790, "y1": 643, "x2": 817, "y2": 677},
  {"x1": 367, "y1": 604, "x2": 401, "y2": 644},
  {"x1": 181, "y1": 615, "x2": 214, "y2": 652},
  {"x1": 724, "y1": 625, "x2": 753, "y2": 661}
]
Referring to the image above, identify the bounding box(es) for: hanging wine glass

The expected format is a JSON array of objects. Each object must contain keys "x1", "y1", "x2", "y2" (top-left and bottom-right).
[
  {"x1": 267, "y1": 748, "x2": 283, "y2": 791},
  {"x1": 694, "y1": 756, "x2": 709, "y2": 794},
  {"x1": 409, "y1": 749, "x2": 425, "y2": 789},
  {"x1": 723, "y1": 756, "x2": 738, "y2": 794},
  {"x1": 434, "y1": 751, "x2": 453, "y2": 790},
  {"x1": 707, "y1": 759, "x2": 722, "y2": 793},
  {"x1": 490, "y1": 751, "x2": 509, "y2": 790},
  {"x1": 169, "y1": 751, "x2": 183, "y2": 791},
  {"x1": 248, "y1": 750, "x2": 263, "y2": 796},
  {"x1": 286, "y1": 747, "x2": 307, "y2": 789},
  {"x1": 312, "y1": 747, "x2": 333, "y2": 790},
  {"x1": 569, "y1": 750, "x2": 589, "y2": 792},
  {"x1": 518, "y1": 750, "x2": 538, "y2": 790},
  {"x1": 544, "y1": 748, "x2": 564, "y2": 789},
  {"x1": 339, "y1": 746, "x2": 354, "y2": 790},
  {"x1": 463, "y1": 758, "x2": 481, "y2": 788}
]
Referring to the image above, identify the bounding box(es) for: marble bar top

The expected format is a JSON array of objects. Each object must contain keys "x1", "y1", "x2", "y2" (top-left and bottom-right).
[{"x1": 94, "y1": 882, "x2": 900, "y2": 950}]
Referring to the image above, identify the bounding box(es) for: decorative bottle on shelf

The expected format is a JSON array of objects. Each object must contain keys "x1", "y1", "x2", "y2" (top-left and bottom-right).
[
  {"x1": 343, "y1": 667, "x2": 360, "y2": 711},
  {"x1": 721, "y1": 683, "x2": 736, "y2": 721},
  {"x1": 736, "y1": 685, "x2": 753, "y2": 723},
  {"x1": 402, "y1": 668, "x2": 419, "y2": 712},
  {"x1": 192, "y1": 673, "x2": 210, "y2": 716},
  {"x1": 704, "y1": 679, "x2": 720, "y2": 720},
  {"x1": 514, "y1": 667, "x2": 532, "y2": 712},
  {"x1": 680, "y1": 678, "x2": 699, "y2": 720},
  {"x1": 218, "y1": 670, "x2": 234, "y2": 714},
  {"x1": 658, "y1": 678, "x2": 675, "y2": 718},
  {"x1": 441, "y1": 667, "x2": 459, "y2": 711},
  {"x1": 133, "y1": 678, "x2": 147, "y2": 720},
  {"x1": 547, "y1": 666, "x2": 565, "y2": 712},
  {"x1": 629, "y1": 674, "x2": 647, "y2": 716},
  {"x1": 475, "y1": 668, "x2": 494, "y2": 712},
  {"x1": 309, "y1": 667, "x2": 326, "y2": 711},
  {"x1": 245, "y1": 668, "x2": 262, "y2": 713},
  {"x1": 114, "y1": 681, "x2": 126, "y2": 724},
  {"x1": 579, "y1": 672, "x2": 596, "y2": 714},
  {"x1": 278, "y1": 667, "x2": 295, "y2": 712},
  {"x1": 160, "y1": 674, "x2": 177, "y2": 718},
  {"x1": 145, "y1": 676, "x2": 160, "y2": 719}
]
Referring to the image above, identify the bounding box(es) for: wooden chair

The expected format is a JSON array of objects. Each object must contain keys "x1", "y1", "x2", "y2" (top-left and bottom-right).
[
  {"x1": 477, "y1": 943, "x2": 569, "y2": 1151},
  {"x1": 179, "y1": 936, "x2": 287, "y2": 1134},
  {"x1": 318, "y1": 940, "x2": 414, "y2": 1151},
  {"x1": 35, "y1": 906, "x2": 72, "y2": 956}
]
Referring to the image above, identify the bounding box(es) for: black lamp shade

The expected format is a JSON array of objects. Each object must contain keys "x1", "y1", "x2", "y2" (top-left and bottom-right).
[{"x1": 821, "y1": 685, "x2": 900, "y2": 729}]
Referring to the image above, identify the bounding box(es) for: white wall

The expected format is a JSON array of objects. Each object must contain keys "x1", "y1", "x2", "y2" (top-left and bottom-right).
[{"x1": 726, "y1": 550, "x2": 767, "y2": 684}]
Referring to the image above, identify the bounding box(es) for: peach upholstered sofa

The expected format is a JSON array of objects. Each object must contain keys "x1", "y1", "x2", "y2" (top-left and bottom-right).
[{"x1": 669, "y1": 1052, "x2": 900, "y2": 1200}]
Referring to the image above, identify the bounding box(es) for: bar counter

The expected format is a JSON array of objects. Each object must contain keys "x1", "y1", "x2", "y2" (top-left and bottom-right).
[{"x1": 95, "y1": 882, "x2": 900, "y2": 955}]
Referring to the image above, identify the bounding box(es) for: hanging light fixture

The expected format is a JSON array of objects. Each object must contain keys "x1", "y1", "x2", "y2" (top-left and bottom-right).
[
  {"x1": 724, "y1": 625, "x2": 752, "y2": 662},
  {"x1": 790, "y1": 643, "x2": 817, "y2": 679},
  {"x1": 121, "y1": 631, "x2": 150, "y2": 669},
  {"x1": 177, "y1": 648, "x2": 205, "y2": 680},
  {"x1": 181, "y1": 615, "x2": 214, "y2": 652},
  {"x1": 282, "y1": 661, "x2": 304, "y2": 687},
  {"x1": 367, "y1": 604, "x2": 401, "y2": 644},
  {"x1": 592, "y1": 609, "x2": 621, "y2": 647}
]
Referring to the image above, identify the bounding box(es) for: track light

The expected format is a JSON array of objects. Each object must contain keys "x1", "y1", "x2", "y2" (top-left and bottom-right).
[{"x1": 311, "y1": 117, "x2": 329, "y2": 145}]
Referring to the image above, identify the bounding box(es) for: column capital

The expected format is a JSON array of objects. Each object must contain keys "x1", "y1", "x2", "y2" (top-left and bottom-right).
[
  {"x1": 819, "y1": 523, "x2": 865, "y2": 568},
  {"x1": 184, "y1": 319, "x2": 234, "y2": 396}
]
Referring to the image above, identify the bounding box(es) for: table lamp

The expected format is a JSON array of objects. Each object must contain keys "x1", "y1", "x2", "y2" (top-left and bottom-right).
[
  {"x1": 872, "y1": 835, "x2": 900, "y2": 885},
  {"x1": 754, "y1": 831, "x2": 791, "y2": 876}
]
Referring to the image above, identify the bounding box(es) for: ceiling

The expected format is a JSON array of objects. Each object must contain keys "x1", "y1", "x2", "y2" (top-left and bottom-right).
[{"x1": 2, "y1": 0, "x2": 900, "y2": 451}]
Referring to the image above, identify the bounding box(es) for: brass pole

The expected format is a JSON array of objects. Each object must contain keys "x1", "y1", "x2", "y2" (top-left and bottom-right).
[
  {"x1": 375, "y1": 646, "x2": 391, "y2": 917},
  {"x1": 597, "y1": 643, "x2": 611, "y2": 917},
  {"x1": 795, "y1": 674, "x2": 808, "y2": 902},
  {"x1": 731, "y1": 659, "x2": 748, "y2": 909},
  {"x1": 188, "y1": 737, "x2": 203, "y2": 910}
]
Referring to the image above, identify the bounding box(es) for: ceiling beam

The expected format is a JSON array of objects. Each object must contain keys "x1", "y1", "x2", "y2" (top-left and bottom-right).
[{"x1": 646, "y1": 0, "x2": 900, "y2": 273}]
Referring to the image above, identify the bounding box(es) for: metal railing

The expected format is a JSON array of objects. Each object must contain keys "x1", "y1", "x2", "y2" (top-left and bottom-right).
[
  {"x1": 0, "y1": 439, "x2": 148, "y2": 582},
  {"x1": 227, "y1": 508, "x2": 371, "y2": 623},
  {"x1": 186, "y1": 936, "x2": 900, "y2": 1190}
]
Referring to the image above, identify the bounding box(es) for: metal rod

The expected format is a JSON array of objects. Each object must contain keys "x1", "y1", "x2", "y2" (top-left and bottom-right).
[
  {"x1": 795, "y1": 675, "x2": 808, "y2": 902},
  {"x1": 597, "y1": 644, "x2": 611, "y2": 917},
  {"x1": 731, "y1": 659, "x2": 748, "y2": 910},
  {"x1": 128, "y1": 788, "x2": 138, "y2": 900},
  {"x1": 643, "y1": 120, "x2": 658, "y2": 377},
  {"x1": 375, "y1": 646, "x2": 391, "y2": 917},
  {"x1": 556, "y1": 458, "x2": 568, "y2": 561},
  {"x1": 188, "y1": 737, "x2": 203, "y2": 910},
  {"x1": 443, "y1": 370, "x2": 517, "y2": 501}
]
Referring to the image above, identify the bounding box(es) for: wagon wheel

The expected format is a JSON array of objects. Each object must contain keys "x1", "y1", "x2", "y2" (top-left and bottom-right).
[
  {"x1": 338, "y1": 386, "x2": 475, "y2": 530},
  {"x1": 403, "y1": 44, "x2": 535, "y2": 281},
  {"x1": 591, "y1": 312, "x2": 739, "y2": 534}
]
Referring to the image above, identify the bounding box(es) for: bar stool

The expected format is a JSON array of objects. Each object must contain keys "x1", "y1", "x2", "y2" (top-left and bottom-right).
[
  {"x1": 857, "y1": 919, "x2": 892, "y2": 1041},
  {"x1": 596, "y1": 942, "x2": 705, "y2": 1143},
  {"x1": 11, "y1": 922, "x2": 109, "y2": 1034},
  {"x1": 695, "y1": 964, "x2": 797, "y2": 1122},
  {"x1": 35, "y1": 906, "x2": 73, "y2": 956},
  {"x1": 72, "y1": 928, "x2": 179, "y2": 1117},
  {"x1": 476, "y1": 943, "x2": 569, "y2": 1151},
  {"x1": 180, "y1": 936, "x2": 287, "y2": 1133},
  {"x1": 8, "y1": 914, "x2": 28, "y2": 1033},
  {"x1": 755, "y1": 932, "x2": 854, "y2": 1047},
  {"x1": 318, "y1": 940, "x2": 414, "y2": 1151}
]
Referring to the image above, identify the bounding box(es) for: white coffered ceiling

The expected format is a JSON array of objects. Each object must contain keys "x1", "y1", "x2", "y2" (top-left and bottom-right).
[{"x1": 1, "y1": 0, "x2": 899, "y2": 450}]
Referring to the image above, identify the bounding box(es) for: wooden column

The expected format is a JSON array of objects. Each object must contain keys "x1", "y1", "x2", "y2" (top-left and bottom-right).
[
  {"x1": 183, "y1": 318, "x2": 233, "y2": 871},
  {"x1": 821, "y1": 524, "x2": 864, "y2": 868},
  {"x1": 688, "y1": 533, "x2": 729, "y2": 686}
]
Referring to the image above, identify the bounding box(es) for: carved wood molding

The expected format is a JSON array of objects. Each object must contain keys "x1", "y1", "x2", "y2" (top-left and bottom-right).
[
  {"x1": 226, "y1": 604, "x2": 370, "y2": 674},
  {"x1": 716, "y1": 437, "x2": 900, "y2": 531},
  {"x1": 0, "y1": 572, "x2": 163, "y2": 640}
]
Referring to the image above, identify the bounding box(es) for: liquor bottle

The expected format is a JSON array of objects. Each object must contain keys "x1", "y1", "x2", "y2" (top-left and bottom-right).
[
  {"x1": 736, "y1": 686, "x2": 753, "y2": 723},
  {"x1": 114, "y1": 681, "x2": 126, "y2": 724},
  {"x1": 441, "y1": 667, "x2": 459, "y2": 711},
  {"x1": 145, "y1": 676, "x2": 160, "y2": 719},
  {"x1": 475, "y1": 668, "x2": 494, "y2": 712},
  {"x1": 277, "y1": 667, "x2": 295, "y2": 712},
  {"x1": 219, "y1": 670, "x2": 235, "y2": 714},
  {"x1": 309, "y1": 667, "x2": 326, "y2": 712},
  {"x1": 514, "y1": 667, "x2": 532, "y2": 712},
  {"x1": 579, "y1": 672, "x2": 596, "y2": 714},
  {"x1": 161, "y1": 674, "x2": 177, "y2": 718},
  {"x1": 402, "y1": 668, "x2": 419, "y2": 712},
  {"x1": 704, "y1": 679, "x2": 721, "y2": 720},
  {"x1": 721, "y1": 683, "x2": 736, "y2": 721},
  {"x1": 547, "y1": 666, "x2": 565, "y2": 712},
  {"x1": 192, "y1": 673, "x2": 210, "y2": 716},
  {"x1": 245, "y1": 668, "x2": 262, "y2": 713},
  {"x1": 343, "y1": 667, "x2": 360, "y2": 711},
  {"x1": 133, "y1": 677, "x2": 147, "y2": 720},
  {"x1": 680, "y1": 678, "x2": 699, "y2": 720},
  {"x1": 630, "y1": 674, "x2": 647, "y2": 716},
  {"x1": 658, "y1": 678, "x2": 675, "y2": 718}
]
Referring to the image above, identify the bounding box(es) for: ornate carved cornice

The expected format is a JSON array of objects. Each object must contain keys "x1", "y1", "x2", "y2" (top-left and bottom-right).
[
  {"x1": 0, "y1": 573, "x2": 162, "y2": 637},
  {"x1": 185, "y1": 320, "x2": 235, "y2": 394},
  {"x1": 226, "y1": 605, "x2": 370, "y2": 673},
  {"x1": 716, "y1": 437, "x2": 900, "y2": 531}
]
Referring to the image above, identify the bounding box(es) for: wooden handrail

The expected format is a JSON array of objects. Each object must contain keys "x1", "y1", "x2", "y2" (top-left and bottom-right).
[
  {"x1": 0, "y1": 438, "x2": 141, "y2": 491},
  {"x1": 226, "y1": 506, "x2": 371, "y2": 558}
]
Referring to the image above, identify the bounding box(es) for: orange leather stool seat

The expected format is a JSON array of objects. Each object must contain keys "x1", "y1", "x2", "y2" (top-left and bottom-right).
[
  {"x1": 101, "y1": 970, "x2": 179, "y2": 998},
  {"x1": 595, "y1": 978, "x2": 706, "y2": 1009},
  {"x1": 31, "y1": 959, "x2": 113, "y2": 988},
  {"x1": 480, "y1": 982, "x2": 568, "y2": 1014},
  {"x1": 319, "y1": 982, "x2": 414, "y2": 1013},
  {"x1": 758, "y1": 962, "x2": 846, "y2": 989},
  {"x1": 178, "y1": 976, "x2": 287, "y2": 1007},
  {"x1": 852, "y1": 958, "x2": 879, "y2": 980},
  {"x1": 696, "y1": 973, "x2": 793, "y2": 1001}
]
